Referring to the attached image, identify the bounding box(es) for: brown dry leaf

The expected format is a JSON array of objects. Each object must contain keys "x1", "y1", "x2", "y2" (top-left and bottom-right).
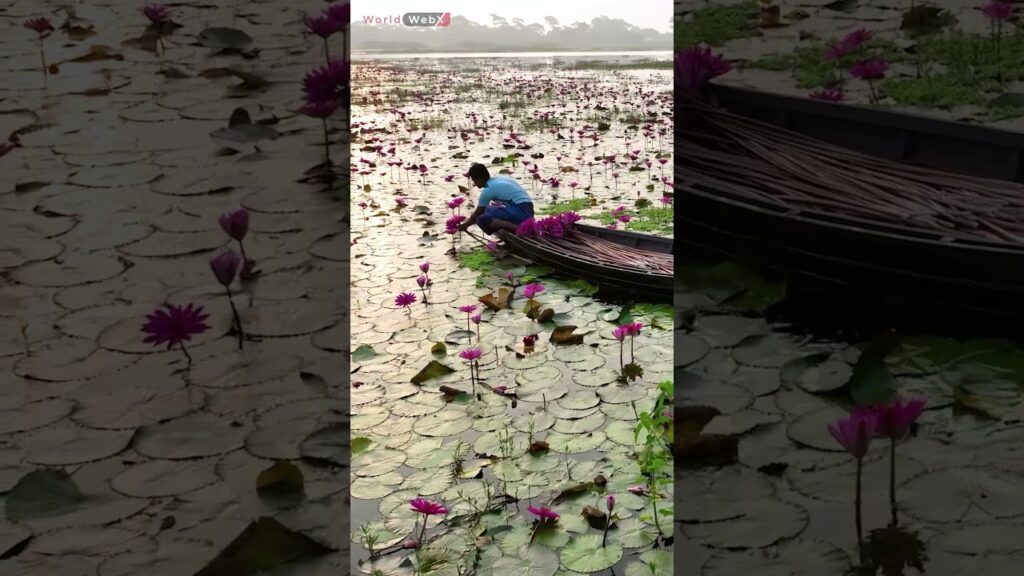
[
  {"x1": 550, "y1": 325, "x2": 584, "y2": 345},
  {"x1": 536, "y1": 308, "x2": 555, "y2": 323},
  {"x1": 69, "y1": 46, "x2": 124, "y2": 63},
  {"x1": 527, "y1": 440, "x2": 549, "y2": 453},
  {"x1": 582, "y1": 505, "x2": 612, "y2": 530}
]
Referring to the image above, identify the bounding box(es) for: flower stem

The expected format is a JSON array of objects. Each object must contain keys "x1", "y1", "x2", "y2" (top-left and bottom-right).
[
  {"x1": 867, "y1": 80, "x2": 879, "y2": 105},
  {"x1": 602, "y1": 516, "x2": 610, "y2": 547},
  {"x1": 40, "y1": 39, "x2": 47, "y2": 78},
  {"x1": 619, "y1": 341, "x2": 624, "y2": 379},
  {"x1": 322, "y1": 117, "x2": 331, "y2": 164},
  {"x1": 855, "y1": 456, "x2": 864, "y2": 563},
  {"x1": 418, "y1": 513, "x2": 427, "y2": 543},
  {"x1": 180, "y1": 340, "x2": 193, "y2": 364},
  {"x1": 889, "y1": 436, "x2": 897, "y2": 525},
  {"x1": 225, "y1": 286, "x2": 244, "y2": 350},
  {"x1": 323, "y1": 37, "x2": 330, "y2": 62}
]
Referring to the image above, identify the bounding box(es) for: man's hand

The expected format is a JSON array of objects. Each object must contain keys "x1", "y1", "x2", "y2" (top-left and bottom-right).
[{"x1": 458, "y1": 221, "x2": 472, "y2": 232}]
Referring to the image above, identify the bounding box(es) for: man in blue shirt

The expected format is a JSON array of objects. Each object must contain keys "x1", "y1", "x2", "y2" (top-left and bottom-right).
[{"x1": 459, "y1": 163, "x2": 535, "y2": 235}]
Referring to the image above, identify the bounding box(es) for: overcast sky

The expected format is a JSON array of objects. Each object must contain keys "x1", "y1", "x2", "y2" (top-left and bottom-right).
[{"x1": 354, "y1": 0, "x2": 673, "y2": 32}]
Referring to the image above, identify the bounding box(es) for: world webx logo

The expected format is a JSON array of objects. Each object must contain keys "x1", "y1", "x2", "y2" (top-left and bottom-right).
[{"x1": 362, "y1": 12, "x2": 452, "y2": 26}]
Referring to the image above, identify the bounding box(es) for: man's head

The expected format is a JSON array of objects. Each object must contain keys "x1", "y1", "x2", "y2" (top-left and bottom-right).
[{"x1": 468, "y1": 163, "x2": 490, "y2": 188}]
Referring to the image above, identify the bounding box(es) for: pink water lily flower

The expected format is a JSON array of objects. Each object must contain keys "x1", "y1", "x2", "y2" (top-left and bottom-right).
[
  {"x1": 981, "y1": 0, "x2": 1014, "y2": 21},
  {"x1": 24, "y1": 17, "x2": 54, "y2": 36},
  {"x1": 853, "y1": 396, "x2": 926, "y2": 439},
  {"x1": 828, "y1": 411, "x2": 877, "y2": 458},
  {"x1": 470, "y1": 314, "x2": 481, "y2": 325},
  {"x1": 210, "y1": 250, "x2": 241, "y2": 287},
  {"x1": 141, "y1": 303, "x2": 209, "y2": 364},
  {"x1": 395, "y1": 292, "x2": 417, "y2": 310},
  {"x1": 522, "y1": 282, "x2": 544, "y2": 299},
  {"x1": 612, "y1": 325, "x2": 630, "y2": 342},
  {"x1": 420, "y1": 262, "x2": 430, "y2": 273},
  {"x1": 527, "y1": 506, "x2": 560, "y2": 521},
  {"x1": 523, "y1": 334, "x2": 537, "y2": 347},
  {"x1": 850, "y1": 58, "x2": 889, "y2": 81},
  {"x1": 218, "y1": 209, "x2": 249, "y2": 241},
  {"x1": 458, "y1": 305, "x2": 478, "y2": 314},
  {"x1": 410, "y1": 497, "x2": 448, "y2": 516},
  {"x1": 143, "y1": 4, "x2": 173, "y2": 25},
  {"x1": 459, "y1": 347, "x2": 482, "y2": 361},
  {"x1": 810, "y1": 88, "x2": 845, "y2": 102}
]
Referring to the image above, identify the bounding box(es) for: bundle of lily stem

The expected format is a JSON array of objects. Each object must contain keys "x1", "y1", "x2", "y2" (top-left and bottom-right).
[{"x1": 680, "y1": 97, "x2": 1024, "y2": 246}]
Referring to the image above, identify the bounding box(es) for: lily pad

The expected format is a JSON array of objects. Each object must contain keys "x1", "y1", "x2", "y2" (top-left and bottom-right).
[
  {"x1": 560, "y1": 534, "x2": 622, "y2": 573},
  {"x1": 702, "y1": 539, "x2": 850, "y2": 576},
  {"x1": 196, "y1": 27, "x2": 254, "y2": 51},
  {"x1": 493, "y1": 545, "x2": 559, "y2": 576}
]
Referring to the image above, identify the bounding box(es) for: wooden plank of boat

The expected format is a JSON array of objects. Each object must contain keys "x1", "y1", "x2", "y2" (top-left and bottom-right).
[{"x1": 497, "y1": 227, "x2": 674, "y2": 299}]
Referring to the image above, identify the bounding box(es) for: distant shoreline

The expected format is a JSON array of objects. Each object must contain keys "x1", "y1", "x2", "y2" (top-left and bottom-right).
[{"x1": 352, "y1": 48, "x2": 672, "y2": 55}]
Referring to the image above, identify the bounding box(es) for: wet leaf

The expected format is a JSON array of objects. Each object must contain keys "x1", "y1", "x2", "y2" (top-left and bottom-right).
[
  {"x1": 431, "y1": 342, "x2": 447, "y2": 355},
  {"x1": 6, "y1": 469, "x2": 85, "y2": 521},
  {"x1": 351, "y1": 437, "x2": 372, "y2": 455},
  {"x1": 411, "y1": 360, "x2": 455, "y2": 384},
  {"x1": 256, "y1": 461, "x2": 305, "y2": 508},
  {"x1": 194, "y1": 517, "x2": 330, "y2": 576},
  {"x1": 354, "y1": 342, "x2": 382, "y2": 360}
]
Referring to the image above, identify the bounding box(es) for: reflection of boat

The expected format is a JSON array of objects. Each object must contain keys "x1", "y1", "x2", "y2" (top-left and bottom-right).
[
  {"x1": 679, "y1": 87, "x2": 1024, "y2": 316},
  {"x1": 497, "y1": 224, "x2": 674, "y2": 300}
]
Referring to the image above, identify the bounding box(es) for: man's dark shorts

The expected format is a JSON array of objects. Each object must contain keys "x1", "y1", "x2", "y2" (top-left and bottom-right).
[{"x1": 477, "y1": 202, "x2": 534, "y2": 235}]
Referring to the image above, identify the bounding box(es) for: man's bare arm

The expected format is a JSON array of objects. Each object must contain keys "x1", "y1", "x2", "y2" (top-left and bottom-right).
[{"x1": 461, "y1": 205, "x2": 485, "y2": 230}]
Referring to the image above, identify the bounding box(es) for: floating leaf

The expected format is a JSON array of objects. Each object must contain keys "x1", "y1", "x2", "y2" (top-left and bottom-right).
[
  {"x1": 560, "y1": 534, "x2": 622, "y2": 573},
  {"x1": 194, "y1": 517, "x2": 330, "y2": 576},
  {"x1": 196, "y1": 27, "x2": 254, "y2": 51},
  {"x1": 352, "y1": 345, "x2": 378, "y2": 363},
  {"x1": 351, "y1": 437, "x2": 372, "y2": 455},
  {"x1": 411, "y1": 361, "x2": 455, "y2": 384},
  {"x1": 781, "y1": 353, "x2": 851, "y2": 394},
  {"x1": 256, "y1": 461, "x2": 305, "y2": 509},
  {"x1": 625, "y1": 549, "x2": 672, "y2": 576},
  {"x1": 6, "y1": 469, "x2": 86, "y2": 521},
  {"x1": 431, "y1": 342, "x2": 447, "y2": 356}
]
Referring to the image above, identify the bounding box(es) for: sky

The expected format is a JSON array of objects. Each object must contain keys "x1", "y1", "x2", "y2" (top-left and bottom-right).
[{"x1": 353, "y1": 0, "x2": 673, "y2": 33}]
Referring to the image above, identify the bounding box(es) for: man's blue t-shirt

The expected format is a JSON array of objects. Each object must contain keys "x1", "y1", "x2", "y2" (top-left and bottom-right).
[{"x1": 479, "y1": 176, "x2": 532, "y2": 206}]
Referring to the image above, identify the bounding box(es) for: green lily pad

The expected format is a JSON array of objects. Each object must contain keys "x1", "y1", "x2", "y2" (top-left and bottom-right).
[
  {"x1": 353, "y1": 448, "x2": 407, "y2": 477},
  {"x1": 352, "y1": 345, "x2": 378, "y2": 363},
  {"x1": 625, "y1": 549, "x2": 672, "y2": 576},
  {"x1": 560, "y1": 534, "x2": 622, "y2": 573},
  {"x1": 490, "y1": 545, "x2": 559, "y2": 576},
  {"x1": 610, "y1": 516, "x2": 658, "y2": 548},
  {"x1": 352, "y1": 437, "x2": 372, "y2": 455},
  {"x1": 413, "y1": 409, "x2": 473, "y2": 437}
]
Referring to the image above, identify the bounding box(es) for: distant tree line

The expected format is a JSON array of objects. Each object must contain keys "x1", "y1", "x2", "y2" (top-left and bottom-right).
[{"x1": 353, "y1": 15, "x2": 672, "y2": 52}]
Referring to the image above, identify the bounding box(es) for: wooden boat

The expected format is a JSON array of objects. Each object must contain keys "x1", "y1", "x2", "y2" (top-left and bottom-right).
[
  {"x1": 497, "y1": 224, "x2": 674, "y2": 300},
  {"x1": 679, "y1": 86, "x2": 1024, "y2": 317}
]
